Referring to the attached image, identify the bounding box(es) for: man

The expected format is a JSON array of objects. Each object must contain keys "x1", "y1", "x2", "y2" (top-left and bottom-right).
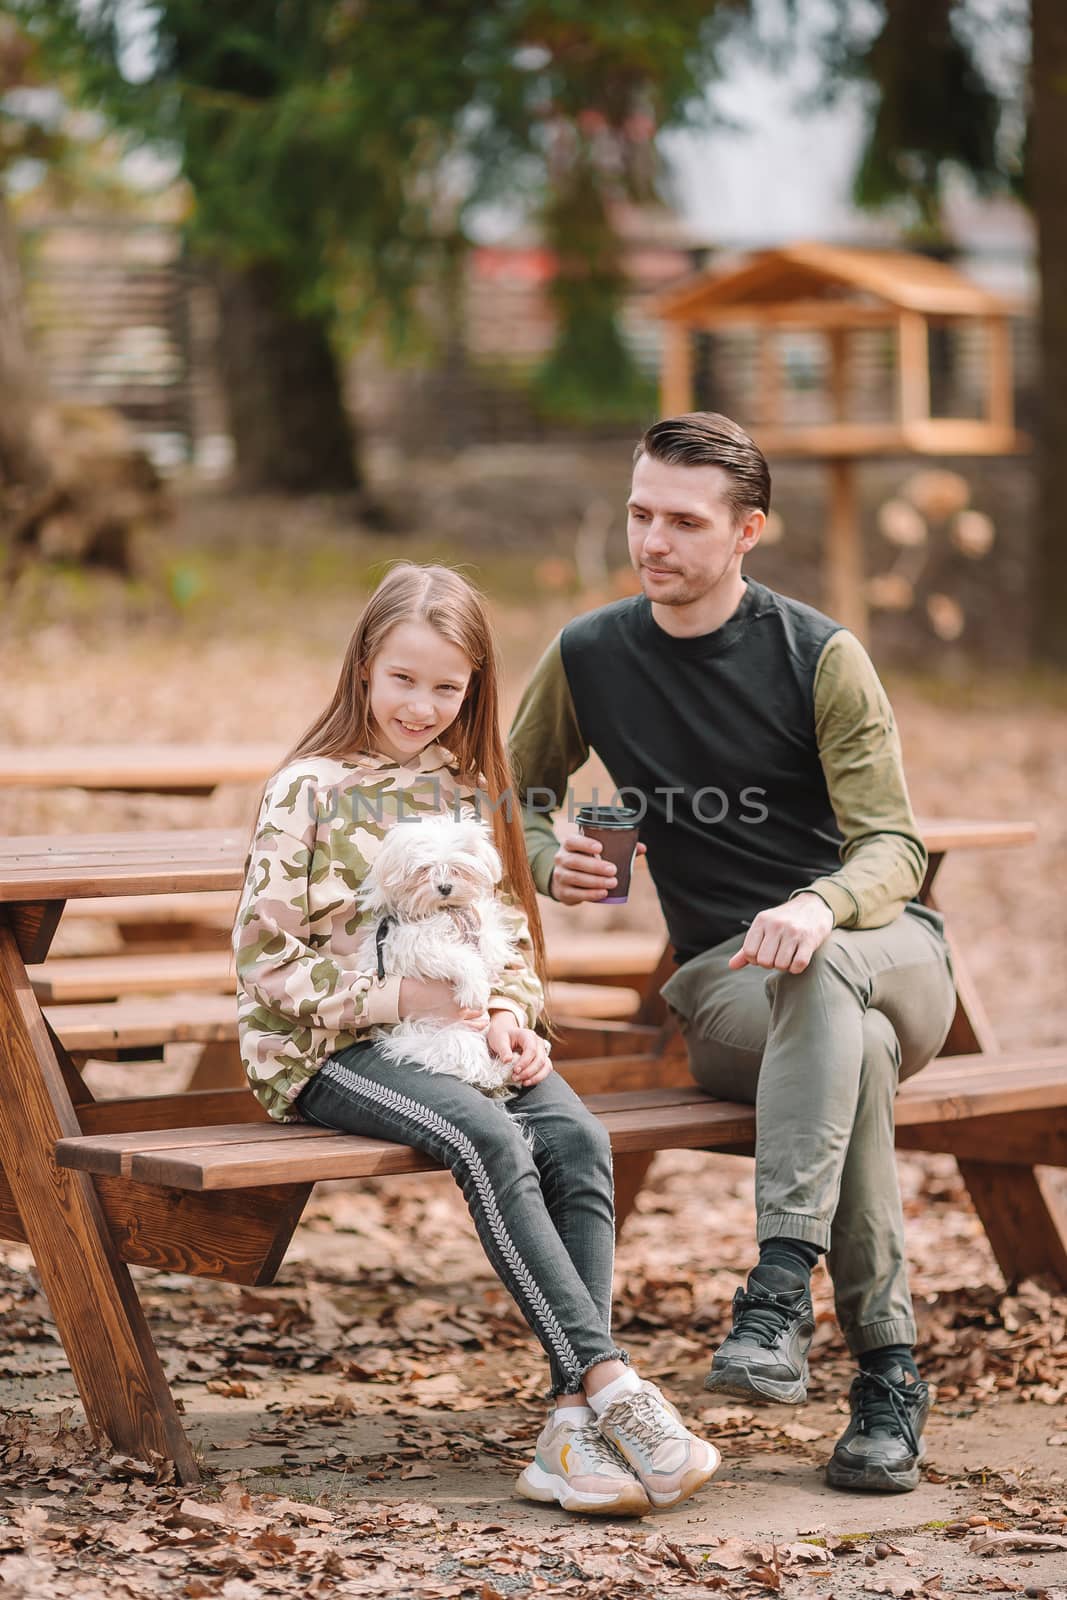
[{"x1": 507, "y1": 412, "x2": 957, "y2": 1494}]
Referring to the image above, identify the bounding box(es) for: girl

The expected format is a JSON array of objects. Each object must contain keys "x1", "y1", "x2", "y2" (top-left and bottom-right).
[{"x1": 234, "y1": 563, "x2": 718, "y2": 1516}]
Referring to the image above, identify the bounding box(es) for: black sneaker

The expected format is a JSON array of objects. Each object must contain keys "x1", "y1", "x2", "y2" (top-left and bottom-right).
[
  {"x1": 704, "y1": 1265, "x2": 815, "y2": 1405},
  {"x1": 826, "y1": 1365, "x2": 930, "y2": 1493}
]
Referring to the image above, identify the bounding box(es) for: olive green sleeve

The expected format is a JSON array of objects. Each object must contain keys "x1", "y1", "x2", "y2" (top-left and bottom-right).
[
  {"x1": 507, "y1": 633, "x2": 590, "y2": 898},
  {"x1": 794, "y1": 630, "x2": 927, "y2": 928}
]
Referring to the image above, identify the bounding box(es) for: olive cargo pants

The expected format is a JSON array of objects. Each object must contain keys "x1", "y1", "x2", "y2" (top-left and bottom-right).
[{"x1": 660, "y1": 903, "x2": 956, "y2": 1353}]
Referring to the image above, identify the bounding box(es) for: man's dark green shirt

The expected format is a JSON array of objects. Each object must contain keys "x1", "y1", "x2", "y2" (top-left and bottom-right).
[{"x1": 508, "y1": 580, "x2": 926, "y2": 965}]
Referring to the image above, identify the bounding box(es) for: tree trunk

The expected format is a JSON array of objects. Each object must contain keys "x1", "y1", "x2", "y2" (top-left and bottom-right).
[
  {"x1": 1031, "y1": 0, "x2": 1067, "y2": 665},
  {"x1": 0, "y1": 188, "x2": 50, "y2": 494},
  {"x1": 212, "y1": 260, "x2": 362, "y2": 494}
]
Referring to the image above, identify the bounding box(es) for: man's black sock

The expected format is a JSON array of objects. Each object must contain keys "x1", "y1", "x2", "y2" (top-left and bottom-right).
[
  {"x1": 859, "y1": 1344, "x2": 921, "y2": 1383},
  {"x1": 752, "y1": 1237, "x2": 822, "y2": 1288}
]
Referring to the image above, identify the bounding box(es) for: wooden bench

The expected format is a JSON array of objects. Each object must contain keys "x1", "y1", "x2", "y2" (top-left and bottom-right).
[
  {"x1": 44, "y1": 994, "x2": 657, "y2": 1090},
  {"x1": 35, "y1": 929, "x2": 662, "y2": 1085},
  {"x1": 43, "y1": 994, "x2": 241, "y2": 1053},
  {"x1": 35, "y1": 952, "x2": 640, "y2": 1020},
  {"x1": 55, "y1": 1051, "x2": 1067, "y2": 1195},
  {"x1": 3, "y1": 820, "x2": 1063, "y2": 1488},
  {"x1": 61, "y1": 892, "x2": 239, "y2": 952},
  {"x1": 0, "y1": 743, "x2": 281, "y2": 797},
  {"x1": 0, "y1": 746, "x2": 273, "y2": 955},
  {"x1": 49, "y1": 1042, "x2": 1067, "y2": 1483},
  {"x1": 32, "y1": 948, "x2": 237, "y2": 1002},
  {"x1": 59, "y1": 897, "x2": 662, "y2": 981},
  {"x1": 32, "y1": 940, "x2": 653, "y2": 1089},
  {"x1": 35, "y1": 937, "x2": 661, "y2": 1000}
]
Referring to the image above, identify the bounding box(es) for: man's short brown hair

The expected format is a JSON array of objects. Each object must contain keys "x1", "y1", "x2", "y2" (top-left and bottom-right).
[{"x1": 635, "y1": 412, "x2": 771, "y2": 523}]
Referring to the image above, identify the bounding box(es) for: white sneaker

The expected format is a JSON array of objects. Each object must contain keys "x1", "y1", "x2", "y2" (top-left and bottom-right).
[
  {"x1": 516, "y1": 1413, "x2": 651, "y2": 1516},
  {"x1": 596, "y1": 1381, "x2": 721, "y2": 1508}
]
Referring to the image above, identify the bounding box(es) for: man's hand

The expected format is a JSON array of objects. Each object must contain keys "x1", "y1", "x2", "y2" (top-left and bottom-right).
[
  {"x1": 398, "y1": 978, "x2": 490, "y2": 1032},
  {"x1": 486, "y1": 1012, "x2": 553, "y2": 1087},
  {"x1": 728, "y1": 892, "x2": 835, "y2": 974},
  {"x1": 549, "y1": 835, "x2": 648, "y2": 905}
]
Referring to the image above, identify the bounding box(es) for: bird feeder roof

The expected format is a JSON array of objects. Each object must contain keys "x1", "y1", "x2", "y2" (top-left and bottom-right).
[{"x1": 654, "y1": 242, "x2": 1012, "y2": 322}]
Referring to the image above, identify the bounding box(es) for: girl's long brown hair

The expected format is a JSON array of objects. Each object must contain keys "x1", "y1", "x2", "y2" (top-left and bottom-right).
[{"x1": 280, "y1": 563, "x2": 552, "y2": 1016}]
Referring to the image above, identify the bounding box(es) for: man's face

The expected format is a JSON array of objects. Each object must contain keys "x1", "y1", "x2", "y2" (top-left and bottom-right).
[{"x1": 626, "y1": 453, "x2": 762, "y2": 606}]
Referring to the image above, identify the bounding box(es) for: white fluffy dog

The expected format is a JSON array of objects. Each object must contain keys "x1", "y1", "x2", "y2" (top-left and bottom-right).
[{"x1": 356, "y1": 814, "x2": 531, "y2": 1094}]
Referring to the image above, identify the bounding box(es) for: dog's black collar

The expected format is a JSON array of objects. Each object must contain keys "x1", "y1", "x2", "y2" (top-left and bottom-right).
[{"x1": 375, "y1": 916, "x2": 394, "y2": 981}]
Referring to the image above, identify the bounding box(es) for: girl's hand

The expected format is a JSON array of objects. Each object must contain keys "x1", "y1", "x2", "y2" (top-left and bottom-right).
[
  {"x1": 399, "y1": 978, "x2": 490, "y2": 1032},
  {"x1": 486, "y1": 1012, "x2": 553, "y2": 1087}
]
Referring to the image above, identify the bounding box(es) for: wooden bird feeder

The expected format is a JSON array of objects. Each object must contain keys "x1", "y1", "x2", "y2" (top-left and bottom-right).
[{"x1": 652, "y1": 242, "x2": 1025, "y2": 639}]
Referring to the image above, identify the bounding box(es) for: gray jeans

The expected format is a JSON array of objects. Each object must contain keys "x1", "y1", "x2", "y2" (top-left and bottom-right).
[
  {"x1": 660, "y1": 903, "x2": 956, "y2": 1354},
  {"x1": 295, "y1": 1042, "x2": 628, "y2": 1396}
]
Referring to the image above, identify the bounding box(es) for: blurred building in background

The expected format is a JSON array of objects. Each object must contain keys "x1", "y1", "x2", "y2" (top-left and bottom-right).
[{"x1": 16, "y1": 195, "x2": 1037, "y2": 472}]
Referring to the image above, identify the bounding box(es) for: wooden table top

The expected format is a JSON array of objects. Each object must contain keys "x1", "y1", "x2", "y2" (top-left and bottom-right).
[
  {"x1": 0, "y1": 744, "x2": 281, "y2": 792},
  {"x1": 0, "y1": 830, "x2": 248, "y2": 902},
  {"x1": 0, "y1": 819, "x2": 1038, "y2": 905}
]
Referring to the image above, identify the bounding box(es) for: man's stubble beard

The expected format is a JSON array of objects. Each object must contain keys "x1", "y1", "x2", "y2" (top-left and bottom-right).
[{"x1": 639, "y1": 562, "x2": 731, "y2": 608}]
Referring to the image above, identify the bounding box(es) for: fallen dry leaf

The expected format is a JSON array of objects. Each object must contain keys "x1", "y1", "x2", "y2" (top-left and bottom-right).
[
  {"x1": 266, "y1": 1497, "x2": 335, "y2": 1525},
  {"x1": 776, "y1": 1421, "x2": 824, "y2": 1442},
  {"x1": 779, "y1": 1541, "x2": 835, "y2": 1566},
  {"x1": 969, "y1": 1532, "x2": 1067, "y2": 1554},
  {"x1": 702, "y1": 1537, "x2": 758, "y2": 1571}
]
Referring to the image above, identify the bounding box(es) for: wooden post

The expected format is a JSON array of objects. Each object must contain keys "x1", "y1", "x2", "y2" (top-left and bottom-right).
[
  {"x1": 986, "y1": 316, "x2": 1014, "y2": 431},
  {"x1": 825, "y1": 458, "x2": 868, "y2": 642},
  {"x1": 824, "y1": 328, "x2": 868, "y2": 640},
  {"x1": 756, "y1": 329, "x2": 780, "y2": 426},
  {"x1": 660, "y1": 323, "x2": 693, "y2": 416},
  {"x1": 897, "y1": 312, "x2": 931, "y2": 425},
  {"x1": 828, "y1": 327, "x2": 850, "y2": 419}
]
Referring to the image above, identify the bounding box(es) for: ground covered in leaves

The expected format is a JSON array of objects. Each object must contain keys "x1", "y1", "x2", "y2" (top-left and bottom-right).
[{"x1": 3, "y1": 1152, "x2": 1066, "y2": 1599}]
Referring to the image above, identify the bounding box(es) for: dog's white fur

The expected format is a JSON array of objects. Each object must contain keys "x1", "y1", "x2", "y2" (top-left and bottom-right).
[{"x1": 356, "y1": 814, "x2": 532, "y2": 1093}]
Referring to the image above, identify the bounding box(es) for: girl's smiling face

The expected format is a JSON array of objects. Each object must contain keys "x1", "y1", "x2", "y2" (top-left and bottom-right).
[{"x1": 364, "y1": 620, "x2": 474, "y2": 764}]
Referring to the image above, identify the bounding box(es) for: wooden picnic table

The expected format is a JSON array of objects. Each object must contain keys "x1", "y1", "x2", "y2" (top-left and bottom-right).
[
  {"x1": 0, "y1": 818, "x2": 1036, "y2": 905},
  {"x1": 0, "y1": 816, "x2": 1054, "y2": 1482},
  {"x1": 0, "y1": 745, "x2": 281, "y2": 798},
  {"x1": 0, "y1": 746, "x2": 274, "y2": 946}
]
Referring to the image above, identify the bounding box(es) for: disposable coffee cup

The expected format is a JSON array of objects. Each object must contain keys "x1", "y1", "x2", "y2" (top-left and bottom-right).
[{"x1": 576, "y1": 805, "x2": 641, "y2": 904}]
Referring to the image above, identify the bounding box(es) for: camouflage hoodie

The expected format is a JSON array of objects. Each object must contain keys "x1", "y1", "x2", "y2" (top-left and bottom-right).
[{"x1": 233, "y1": 741, "x2": 544, "y2": 1122}]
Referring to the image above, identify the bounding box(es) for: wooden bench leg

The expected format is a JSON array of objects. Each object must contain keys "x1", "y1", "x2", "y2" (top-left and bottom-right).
[
  {"x1": 0, "y1": 1166, "x2": 27, "y2": 1243},
  {"x1": 0, "y1": 922, "x2": 200, "y2": 1483},
  {"x1": 957, "y1": 1159, "x2": 1067, "y2": 1289},
  {"x1": 613, "y1": 1152, "x2": 656, "y2": 1238},
  {"x1": 611, "y1": 971, "x2": 682, "y2": 1235},
  {"x1": 914, "y1": 883, "x2": 1067, "y2": 1287}
]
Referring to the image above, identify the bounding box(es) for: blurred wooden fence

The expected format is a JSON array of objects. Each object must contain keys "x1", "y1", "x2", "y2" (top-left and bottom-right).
[{"x1": 18, "y1": 217, "x2": 224, "y2": 467}]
